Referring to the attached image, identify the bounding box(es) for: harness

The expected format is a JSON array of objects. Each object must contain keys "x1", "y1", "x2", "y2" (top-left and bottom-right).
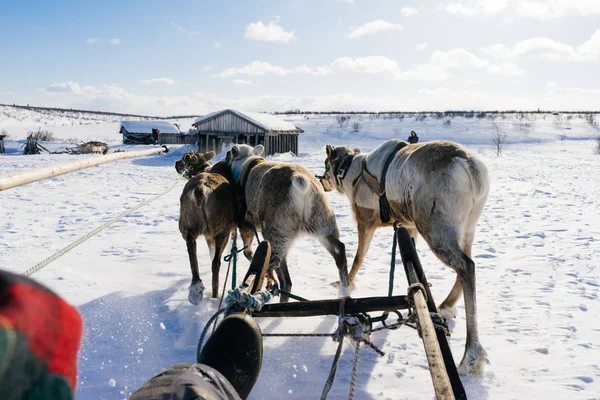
[
  {"x1": 360, "y1": 142, "x2": 407, "y2": 223},
  {"x1": 333, "y1": 152, "x2": 355, "y2": 188},
  {"x1": 236, "y1": 158, "x2": 265, "y2": 225}
]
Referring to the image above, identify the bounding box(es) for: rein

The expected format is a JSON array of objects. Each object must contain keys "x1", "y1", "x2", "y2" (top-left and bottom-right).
[{"x1": 359, "y1": 142, "x2": 407, "y2": 223}]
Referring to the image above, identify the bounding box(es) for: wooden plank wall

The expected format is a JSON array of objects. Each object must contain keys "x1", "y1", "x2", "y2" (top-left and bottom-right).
[
  {"x1": 159, "y1": 134, "x2": 198, "y2": 145},
  {"x1": 195, "y1": 112, "x2": 265, "y2": 134},
  {"x1": 197, "y1": 132, "x2": 299, "y2": 156}
]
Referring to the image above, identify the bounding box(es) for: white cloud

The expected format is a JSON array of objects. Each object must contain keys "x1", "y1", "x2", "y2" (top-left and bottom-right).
[
  {"x1": 86, "y1": 38, "x2": 97, "y2": 44},
  {"x1": 138, "y1": 77, "x2": 174, "y2": 85},
  {"x1": 401, "y1": 7, "x2": 419, "y2": 17},
  {"x1": 189, "y1": 31, "x2": 201, "y2": 38},
  {"x1": 244, "y1": 19, "x2": 296, "y2": 43},
  {"x1": 347, "y1": 20, "x2": 403, "y2": 39},
  {"x1": 214, "y1": 41, "x2": 222, "y2": 50},
  {"x1": 37, "y1": 81, "x2": 600, "y2": 115},
  {"x1": 482, "y1": 30, "x2": 600, "y2": 62},
  {"x1": 214, "y1": 61, "x2": 332, "y2": 78},
  {"x1": 293, "y1": 65, "x2": 334, "y2": 75},
  {"x1": 336, "y1": 0, "x2": 354, "y2": 3},
  {"x1": 44, "y1": 82, "x2": 82, "y2": 94},
  {"x1": 416, "y1": 42, "x2": 428, "y2": 51},
  {"x1": 201, "y1": 66, "x2": 212, "y2": 72},
  {"x1": 516, "y1": 0, "x2": 600, "y2": 19},
  {"x1": 170, "y1": 22, "x2": 184, "y2": 32},
  {"x1": 109, "y1": 38, "x2": 121, "y2": 45},
  {"x1": 438, "y1": 0, "x2": 508, "y2": 16},
  {"x1": 395, "y1": 64, "x2": 451, "y2": 81},
  {"x1": 396, "y1": 48, "x2": 524, "y2": 80},
  {"x1": 232, "y1": 79, "x2": 253, "y2": 85},
  {"x1": 215, "y1": 61, "x2": 288, "y2": 78},
  {"x1": 332, "y1": 56, "x2": 399, "y2": 73},
  {"x1": 431, "y1": 48, "x2": 488, "y2": 69}
]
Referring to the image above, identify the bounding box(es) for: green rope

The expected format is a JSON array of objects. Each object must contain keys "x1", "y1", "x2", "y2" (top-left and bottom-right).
[
  {"x1": 388, "y1": 225, "x2": 398, "y2": 297},
  {"x1": 223, "y1": 238, "x2": 247, "y2": 290}
]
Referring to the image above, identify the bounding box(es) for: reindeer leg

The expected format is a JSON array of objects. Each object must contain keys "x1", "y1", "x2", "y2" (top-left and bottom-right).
[
  {"x1": 438, "y1": 277, "x2": 462, "y2": 321},
  {"x1": 275, "y1": 258, "x2": 292, "y2": 303},
  {"x1": 211, "y1": 232, "x2": 229, "y2": 298},
  {"x1": 319, "y1": 235, "x2": 350, "y2": 298},
  {"x1": 262, "y1": 226, "x2": 293, "y2": 303},
  {"x1": 239, "y1": 222, "x2": 255, "y2": 261},
  {"x1": 186, "y1": 232, "x2": 205, "y2": 305},
  {"x1": 438, "y1": 222, "x2": 475, "y2": 321},
  {"x1": 349, "y1": 222, "x2": 376, "y2": 286},
  {"x1": 421, "y1": 225, "x2": 488, "y2": 376}
]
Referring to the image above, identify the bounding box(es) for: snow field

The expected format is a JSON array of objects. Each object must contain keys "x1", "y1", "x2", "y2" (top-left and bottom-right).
[{"x1": 1, "y1": 109, "x2": 599, "y2": 399}]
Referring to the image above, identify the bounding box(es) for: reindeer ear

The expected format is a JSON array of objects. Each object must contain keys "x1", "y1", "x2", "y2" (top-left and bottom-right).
[
  {"x1": 326, "y1": 144, "x2": 334, "y2": 157},
  {"x1": 353, "y1": 147, "x2": 361, "y2": 154},
  {"x1": 205, "y1": 151, "x2": 215, "y2": 161},
  {"x1": 231, "y1": 145, "x2": 240, "y2": 157},
  {"x1": 254, "y1": 145, "x2": 264, "y2": 156}
]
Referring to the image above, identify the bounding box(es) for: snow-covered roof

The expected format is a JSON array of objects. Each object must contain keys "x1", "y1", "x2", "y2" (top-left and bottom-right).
[
  {"x1": 193, "y1": 109, "x2": 302, "y2": 132},
  {"x1": 120, "y1": 120, "x2": 181, "y2": 134}
]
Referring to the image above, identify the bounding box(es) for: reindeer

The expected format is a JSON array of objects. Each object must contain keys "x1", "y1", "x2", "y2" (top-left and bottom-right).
[
  {"x1": 226, "y1": 144, "x2": 350, "y2": 302},
  {"x1": 176, "y1": 151, "x2": 254, "y2": 304},
  {"x1": 319, "y1": 139, "x2": 490, "y2": 376}
]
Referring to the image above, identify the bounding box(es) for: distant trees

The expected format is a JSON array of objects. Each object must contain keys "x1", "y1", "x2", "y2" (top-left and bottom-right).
[{"x1": 491, "y1": 123, "x2": 507, "y2": 157}]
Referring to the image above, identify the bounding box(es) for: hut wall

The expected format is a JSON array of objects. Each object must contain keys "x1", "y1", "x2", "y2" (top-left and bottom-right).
[
  {"x1": 195, "y1": 112, "x2": 265, "y2": 134},
  {"x1": 159, "y1": 133, "x2": 198, "y2": 145}
]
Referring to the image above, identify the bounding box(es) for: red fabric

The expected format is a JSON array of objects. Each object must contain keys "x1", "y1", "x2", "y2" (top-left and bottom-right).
[{"x1": 0, "y1": 282, "x2": 82, "y2": 392}]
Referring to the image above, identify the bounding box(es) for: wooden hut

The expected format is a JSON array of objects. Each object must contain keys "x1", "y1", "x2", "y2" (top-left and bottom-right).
[
  {"x1": 120, "y1": 120, "x2": 196, "y2": 145},
  {"x1": 192, "y1": 109, "x2": 303, "y2": 156}
]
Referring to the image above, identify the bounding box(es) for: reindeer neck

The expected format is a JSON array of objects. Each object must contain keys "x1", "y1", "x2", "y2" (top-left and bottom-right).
[
  {"x1": 238, "y1": 156, "x2": 264, "y2": 186},
  {"x1": 209, "y1": 161, "x2": 234, "y2": 182},
  {"x1": 338, "y1": 154, "x2": 365, "y2": 199}
]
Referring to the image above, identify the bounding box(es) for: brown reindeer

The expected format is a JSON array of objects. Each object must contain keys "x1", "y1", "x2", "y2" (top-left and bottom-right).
[
  {"x1": 176, "y1": 151, "x2": 254, "y2": 304},
  {"x1": 226, "y1": 144, "x2": 350, "y2": 302},
  {"x1": 319, "y1": 139, "x2": 490, "y2": 376}
]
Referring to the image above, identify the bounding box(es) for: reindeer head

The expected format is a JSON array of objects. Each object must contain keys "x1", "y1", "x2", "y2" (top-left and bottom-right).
[
  {"x1": 175, "y1": 151, "x2": 215, "y2": 178},
  {"x1": 226, "y1": 144, "x2": 264, "y2": 181},
  {"x1": 320, "y1": 144, "x2": 360, "y2": 193}
]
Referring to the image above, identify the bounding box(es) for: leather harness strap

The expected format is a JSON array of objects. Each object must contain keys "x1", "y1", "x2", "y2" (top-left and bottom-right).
[
  {"x1": 236, "y1": 158, "x2": 265, "y2": 225},
  {"x1": 334, "y1": 153, "x2": 355, "y2": 188},
  {"x1": 360, "y1": 141, "x2": 407, "y2": 223}
]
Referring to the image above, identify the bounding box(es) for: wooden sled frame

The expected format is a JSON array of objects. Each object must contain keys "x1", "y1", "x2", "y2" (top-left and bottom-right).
[{"x1": 244, "y1": 227, "x2": 467, "y2": 399}]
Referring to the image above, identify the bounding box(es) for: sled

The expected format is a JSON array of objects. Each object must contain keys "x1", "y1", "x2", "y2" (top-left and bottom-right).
[{"x1": 248, "y1": 227, "x2": 467, "y2": 399}]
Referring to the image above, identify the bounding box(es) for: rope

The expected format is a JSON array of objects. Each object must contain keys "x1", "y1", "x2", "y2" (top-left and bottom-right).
[
  {"x1": 247, "y1": 212, "x2": 261, "y2": 243},
  {"x1": 212, "y1": 240, "x2": 235, "y2": 335},
  {"x1": 21, "y1": 172, "x2": 186, "y2": 277},
  {"x1": 320, "y1": 297, "x2": 347, "y2": 400},
  {"x1": 271, "y1": 284, "x2": 310, "y2": 302},
  {"x1": 224, "y1": 288, "x2": 271, "y2": 315},
  {"x1": 388, "y1": 224, "x2": 398, "y2": 296},
  {"x1": 198, "y1": 287, "x2": 272, "y2": 358},
  {"x1": 348, "y1": 340, "x2": 361, "y2": 400}
]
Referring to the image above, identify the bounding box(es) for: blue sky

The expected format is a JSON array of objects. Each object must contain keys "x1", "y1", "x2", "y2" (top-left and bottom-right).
[{"x1": 0, "y1": 0, "x2": 599, "y2": 115}]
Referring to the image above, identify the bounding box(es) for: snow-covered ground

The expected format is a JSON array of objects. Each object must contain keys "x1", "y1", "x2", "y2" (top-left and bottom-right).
[{"x1": 1, "y1": 107, "x2": 600, "y2": 399}]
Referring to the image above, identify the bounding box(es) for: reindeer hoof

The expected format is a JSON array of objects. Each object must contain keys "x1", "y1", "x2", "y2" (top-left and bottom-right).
[
  {"x1": 438, "y1": 304, "x2": 457, "y2": 321},
  {"x1": 330, "y1": 281, "x2": 356, "y2": 290},
  {"x1": 188, "y1": 281, "x2": 205, "y2": 305},
  {"x1": 458, "y1": 342, "x2": 489, "y2": 376},
  {"x1": 268, "y1": 255, "x2": 281, "y2": 270}
]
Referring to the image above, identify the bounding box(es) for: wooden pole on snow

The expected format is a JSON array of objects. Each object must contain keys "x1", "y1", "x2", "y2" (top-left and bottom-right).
[{"x1": 0, "y1": 146, "x2": 168, "y2": 192}]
